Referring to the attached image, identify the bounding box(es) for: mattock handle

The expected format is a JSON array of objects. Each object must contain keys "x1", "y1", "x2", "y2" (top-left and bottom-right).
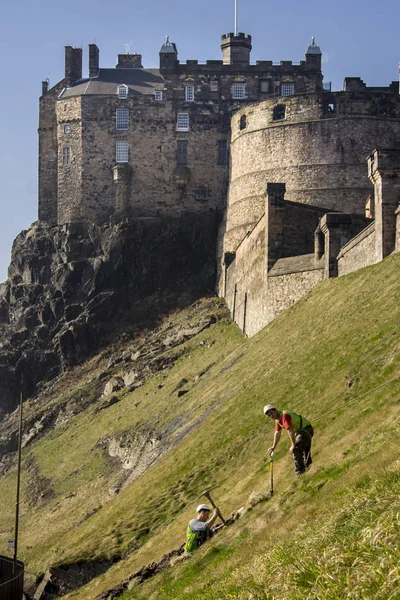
[{"x1": 204, "y1": 492, "x2": 227, "y2": 526}]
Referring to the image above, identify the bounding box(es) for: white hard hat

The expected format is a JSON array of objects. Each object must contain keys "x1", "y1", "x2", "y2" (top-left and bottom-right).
[
  {"x1": 264, "y1": 405, "x2": 276, "y2": 415},
  {"x1": 196, "y1": 504, "x2": 211, "y2": 513}
]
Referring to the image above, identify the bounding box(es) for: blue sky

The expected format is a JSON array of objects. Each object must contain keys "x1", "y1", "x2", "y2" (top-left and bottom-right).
[{"x1": 1, "y1": 0, "x2": 399, "y2": 281}]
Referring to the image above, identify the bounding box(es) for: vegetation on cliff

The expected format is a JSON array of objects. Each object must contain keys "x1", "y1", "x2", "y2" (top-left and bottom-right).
[{"x1": 0, "y1": 254, "x2": 399, "y2": 599}]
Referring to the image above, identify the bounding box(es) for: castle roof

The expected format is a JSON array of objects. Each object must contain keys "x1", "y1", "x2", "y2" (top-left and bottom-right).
[
  {"x1": 160, "y1": 35, "x2": 177, "y2": 54},
  {"x1": 62, "y1": 68, "x2": 165, "y2": 98},
  {"x1": 306, "y1": 37, "x2": 322, "y2": 55}
]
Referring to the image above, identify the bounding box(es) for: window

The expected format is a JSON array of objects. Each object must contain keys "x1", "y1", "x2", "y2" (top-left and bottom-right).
[
  {"x1": 239, "y1": 114, "x2": 247, "y2": 130},
  {"x1": 195, "y1": 186, "x2": 208, "y2": 201},
  {"x1": 64, "y1": 123, "x2": 71, "y2": 134},
  {"x1": 260, "y1": 80, "x2": 271, "y2": 93},
  {"x1": 232, "y1": 83, "x2": 246, "y2": 99},
  {"x1": 177, "y1": 141, "x2": 188, "y2": 165},
  {"x1": 116, "y1": 141, "x2": 129, "y2": 162},
  {"x1": 185, "y1": 85, "x2": 195, "y2": 101},
  {"x1": 117, "y1": 85, "x2": 128, "y2": 99},
  {"x1": 273, "y1": 105, "x2": 286, "y2": 121},
  {"x1": 281, "y1": 83, "x2": 294, "y2": 97},
  {"x1": 62, "y1": 147, "x2": 71, "y2": 165},
  {"x1": 176, "y1": 113, "x2": 189, "y2": 132},
  {"x1": 116, "y1": 108, "x2": 129, "y2": 130},
  {"x1": 218, "y1": 140, "x2": 229, "y2": 165},
  {"x1": 210, "y1": 81, "x2": 219, "y2": 92},
  {"x1": 155, "y1": 90, "x2": 163, "y2": 101}
]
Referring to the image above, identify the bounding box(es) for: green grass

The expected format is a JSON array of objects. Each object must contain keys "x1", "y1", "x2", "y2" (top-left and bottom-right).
[{"x1": 0, "y1": 257, "x2": 399, "y2": 599}]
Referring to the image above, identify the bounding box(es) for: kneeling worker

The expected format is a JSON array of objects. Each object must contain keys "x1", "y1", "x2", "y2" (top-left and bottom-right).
[
  {"x1": 264, "y1": 405, "x2": 314, "y2": 476},
  {"x1": 184, "y1": 504, "x2": 221, "y2": 553}
]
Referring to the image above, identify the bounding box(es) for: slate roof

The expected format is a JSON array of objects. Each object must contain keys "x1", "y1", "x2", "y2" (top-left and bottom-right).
[{"x1": 62, "y1": 68, "x2": 166, "y2": 98}]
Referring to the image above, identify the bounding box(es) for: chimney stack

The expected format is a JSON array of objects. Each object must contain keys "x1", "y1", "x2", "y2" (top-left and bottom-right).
[
  {"x1": 65, "y1": 46, "x2": 82, "y2": 87},
  {"x1": 89, "y1": 44, "x2": 100, "y2": 78}
]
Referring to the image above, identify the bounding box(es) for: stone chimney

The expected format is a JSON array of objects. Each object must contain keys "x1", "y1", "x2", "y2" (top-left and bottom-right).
[
  {"x1": 65, "y1": 46, "x2": 82, "y2": 86},
  {"x1": 221, "y1": 32, "x2": 252, "y2": 66},
  {"x1": 116, "y1": 53, "x2": 143, "y2": 68},
  {"x1": 89, "y1": 44, "x2": 100, "y2": 78}
]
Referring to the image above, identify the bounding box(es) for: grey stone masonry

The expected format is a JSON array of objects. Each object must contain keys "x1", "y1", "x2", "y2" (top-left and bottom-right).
[{"x1": 368, "y1": 148, "x2": 400, "y2": 260}]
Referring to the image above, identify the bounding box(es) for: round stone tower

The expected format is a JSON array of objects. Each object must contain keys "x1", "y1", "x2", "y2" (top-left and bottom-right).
[{"x1": 224, "y1": 88, "x2": 400, "y2": 251}]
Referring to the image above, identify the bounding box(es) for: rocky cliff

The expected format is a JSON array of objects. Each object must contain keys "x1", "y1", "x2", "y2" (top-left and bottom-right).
[{"x1": 0, "y1": 213, "x2": 217, "y2": 417}]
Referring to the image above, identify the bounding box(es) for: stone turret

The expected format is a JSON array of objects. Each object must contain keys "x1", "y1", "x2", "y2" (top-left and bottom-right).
[
  {"x1": 221, "y1": 32, "x2": 252, "y2": 66},
  {"x1": 305, "y1": 37, "x2": 322, "y2": 70},
  {"x1": 159, "y1": 36, "x2": 178, "y2": 72}
]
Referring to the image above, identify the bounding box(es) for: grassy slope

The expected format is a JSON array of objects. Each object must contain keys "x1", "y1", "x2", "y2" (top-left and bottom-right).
[{"x1": 1, "y1": 255, "x2": 400, "y2": 599}]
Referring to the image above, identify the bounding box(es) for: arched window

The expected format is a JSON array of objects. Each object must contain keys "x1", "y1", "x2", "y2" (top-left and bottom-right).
[{"x1": 240, "y1": 114, "x2": 247, "y2": 130}]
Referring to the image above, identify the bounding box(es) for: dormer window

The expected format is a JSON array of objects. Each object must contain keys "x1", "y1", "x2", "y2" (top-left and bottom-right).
[
  {"x1": 185, "y1": 85, "x2": 195, "y2": 101},
  {"x1": 281, "y1": 83, "x2": 294, "y2": 97},
  {"x1": 117, "y1": 85, "x2": 128, "y2": 99},
  {"x1": 232, "y1": 83, "x2": 246, "y2": 99},
  {"x1": 155, "y1": 90, "x2": 163, "y2": 101}
]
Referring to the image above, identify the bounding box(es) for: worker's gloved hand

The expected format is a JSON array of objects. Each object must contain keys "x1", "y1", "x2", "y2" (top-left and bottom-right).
[
  {"x1": 214, "y1": 507, "x2": 221, "y2": 517},
  {"x1": 289, "y1": 445, "x2": 295, "y2": 454},
  {"x1": 267, "y1": 447, "x2": 275, "y2": 455}
]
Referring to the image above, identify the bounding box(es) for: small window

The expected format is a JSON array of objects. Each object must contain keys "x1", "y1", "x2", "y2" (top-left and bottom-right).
[
  {"x1": 273, "y1": 105, "x2": 286, "y2": 121},
  {"x1": 232, "y1": 83, "x2": 246, "y2": 99},
  {"x1": 218, "y1": 140, "x2": 229, "y2": 165},
  {"x1": 62, "y1": 147, "x2": 71, "y2": 165},
  {"x1": 195, "y1": 186, "x2": 208, "y2": 201},
  {"x1": 260, "y1": 80, "x2": 271, "y2": 93},
  {"x1": 116, "y1": 141, "x2": 129, "y2": 163},
  {"x1": 64, "y1": 123, "x2": 71, "y2": 134},
  {"x1": 326, "y1": 103, "x2": 336, "y2": 114},
  {"x1": 210, "y1": 80, "x2": 219, "y2": 92},
  {"x1": 116, "y1": 108, "x2": 129, "y2": 130},
  {"x1": 177, "y1": 140, "x2": 188, "y2": 165},
  {"x1": 176, "y1": 113, "x2": 189, "y2": 132},
  {"x1": 185, "y1": 85, "x2": 195, "y2": 101},
  {"x1": 281, "y1": 83, "x2": 294, "y2": 97},
  {"x1": 117, "y1": 85, "x2": 128, "y2": 99},
  {"x1": 239, "y1": 114, "x2": 247, "y2": 130},
  {"x1": 155, "y1": 90, "x2": 163, "y2": 101}
]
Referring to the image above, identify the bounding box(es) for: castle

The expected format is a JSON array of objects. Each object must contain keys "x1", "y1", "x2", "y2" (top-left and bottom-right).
[{"x1": 38, "y1": 32, "x2": 400, "y2": 337}]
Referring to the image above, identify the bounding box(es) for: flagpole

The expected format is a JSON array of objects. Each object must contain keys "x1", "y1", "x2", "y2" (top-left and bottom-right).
[{"x1": 235, "y1": 0, "x2": 238, "y2": 36}]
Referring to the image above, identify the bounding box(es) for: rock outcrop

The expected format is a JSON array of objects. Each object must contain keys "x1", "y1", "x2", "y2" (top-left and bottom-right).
[{"x1": 0, "y1": 213, "x2": 217, "y2": 417}]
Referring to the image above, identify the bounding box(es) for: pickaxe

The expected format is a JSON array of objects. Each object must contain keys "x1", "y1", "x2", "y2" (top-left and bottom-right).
[{"x1": 197, "y1": 485, "x2": 227, "y2": 526}]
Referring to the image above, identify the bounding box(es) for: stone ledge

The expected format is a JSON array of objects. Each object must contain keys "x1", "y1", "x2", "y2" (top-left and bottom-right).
[{"x1": 268, "y1": 253, "x2": 323, "y2": 277}]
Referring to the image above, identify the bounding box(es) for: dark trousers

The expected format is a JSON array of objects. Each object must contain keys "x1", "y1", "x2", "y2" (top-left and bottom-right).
[{"x1": 293, "y1": 425, "x2": 314, "y2": 475}]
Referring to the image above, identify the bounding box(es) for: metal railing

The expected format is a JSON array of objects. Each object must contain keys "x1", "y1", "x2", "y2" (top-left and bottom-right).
[{"x1": 0, "y1": 555, "x2": 24, "y2": 600}]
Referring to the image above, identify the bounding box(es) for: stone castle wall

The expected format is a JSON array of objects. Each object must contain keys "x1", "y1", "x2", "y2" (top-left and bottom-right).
[
  {"x1": 225, "y1": 91, "x2": 400, "y2": 253},
  {"x1": 38, "y1": 36, "x2": 323, "y2": 225},
  {"x1": 337, "y1": 222, "x2": 376, "y2": 276}
]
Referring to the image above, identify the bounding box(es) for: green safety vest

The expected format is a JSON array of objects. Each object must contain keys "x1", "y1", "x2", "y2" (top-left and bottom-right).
[
  {"x1": 184, "y1": 522, "x2": 210, "y2": 553},
  {"x1": 277, "y1": 410, "x2": 311, "y2": 433}
]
